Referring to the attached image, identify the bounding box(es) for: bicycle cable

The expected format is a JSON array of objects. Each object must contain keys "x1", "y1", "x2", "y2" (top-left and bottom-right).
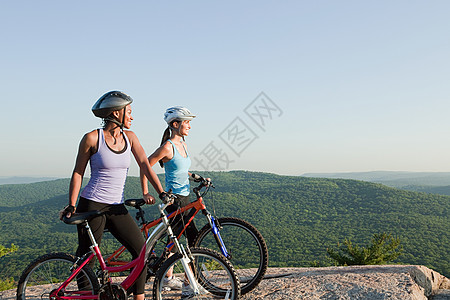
[
  {"x1": 200, "y1": 171, "x2": 218, "y2": 218},
  {"x1": 208, "y1": 183, "x2": 218, "y2": 219}
]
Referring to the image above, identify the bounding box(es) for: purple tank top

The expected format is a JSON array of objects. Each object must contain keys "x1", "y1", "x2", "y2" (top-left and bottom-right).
[{"x1": 81, "y1": 129, "x2": 131, "y2": 204}]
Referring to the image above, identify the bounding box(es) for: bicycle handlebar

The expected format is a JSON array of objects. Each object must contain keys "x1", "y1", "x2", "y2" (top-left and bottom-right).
[
  {"x1": 125, "y1": 177, "x2": 213, "y2": 211},
  {"x1": 192, "y1": 176, "x2": 214, "y2": 195},
  {"x1": 124, "y1": 177, "x2": 213, "y2": 225},
  {"x1": 160, "y1": 189, "x2": 176, "y2": 205},
  {"x1": 125, "y1": 190, "x2": 175, "y2": 210}
]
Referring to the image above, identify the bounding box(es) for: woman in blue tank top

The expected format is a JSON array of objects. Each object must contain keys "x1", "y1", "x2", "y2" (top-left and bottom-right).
[
  {"x1": 141, "y1": 106, "x2": 198, "y2": 236},
  {"x1": 140, "y1": 106, "x2": 209, "y2": 294},
  {"x1": 60, "y1": 91, "x2": 165, "y2": 300}
]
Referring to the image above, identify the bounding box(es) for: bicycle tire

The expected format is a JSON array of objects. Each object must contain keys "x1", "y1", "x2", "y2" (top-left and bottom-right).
[
  {"x1": 153, "y1": 247, "x2": 240, "y2": 300},
  {"x1": 16, "y1": 252, "x2": 99, "y2": 300},
  {"x1": 193, "y1": 217, "x2": 268, "y2": 295}
]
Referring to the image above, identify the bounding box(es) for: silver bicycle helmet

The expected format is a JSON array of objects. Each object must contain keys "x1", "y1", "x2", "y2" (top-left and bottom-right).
[
  {"x1": 163, "y1": 106, "x2": 196, "y2": 124},
  {"x1": 92, "y1": 91, "x2": 133, "y2": 118}
]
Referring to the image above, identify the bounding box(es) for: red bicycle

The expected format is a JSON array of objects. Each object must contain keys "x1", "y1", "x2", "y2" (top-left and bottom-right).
[
  {"x1": 107, "y1": 177, "x2": 268, "y2": 295},
  {"x1": 16, "y1": 195, "x2": 240, "y2": 300}
]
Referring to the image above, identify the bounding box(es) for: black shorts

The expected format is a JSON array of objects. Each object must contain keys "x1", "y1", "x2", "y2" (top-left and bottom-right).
[{"x1": 165, "y1": 194, "x2": 199, "y2": 248}]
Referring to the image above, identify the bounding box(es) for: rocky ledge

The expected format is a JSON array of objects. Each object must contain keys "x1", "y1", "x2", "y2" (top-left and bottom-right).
[
  {"x1": 243, "y1": 265, "x2": 450, "y2": 300},
  {"x1": 1, "y1": 265, "x2": 449, "y2": 299}
]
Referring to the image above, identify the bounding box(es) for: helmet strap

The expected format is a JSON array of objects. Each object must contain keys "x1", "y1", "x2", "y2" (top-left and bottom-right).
[
  {"x1": 121, "y1": 107, "x2": 126, "y2": 131},
  {"x1": 104, "y1": 117, "x2": 124, "y2": 131},
  {"x1": 104, "y1": 107, "x2": 126, "y2": 131},
  {"x1": 169, "y1": 120, "x2": 187, "y2": 138}
]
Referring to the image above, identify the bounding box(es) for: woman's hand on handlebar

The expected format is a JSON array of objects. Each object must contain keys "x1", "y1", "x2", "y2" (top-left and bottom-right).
[
  {"x1": 143, "y1": 193, "x2": 156, "y2": 205},
  {"x1": 200, "y1": 176, "x2": 213, "y2": 188},
  {"x1": 59, "y1": 204, "x2": 76, "y2": 220},
  {"x1": 159, "y1": 190, "x2": 175, "y2": 205}
]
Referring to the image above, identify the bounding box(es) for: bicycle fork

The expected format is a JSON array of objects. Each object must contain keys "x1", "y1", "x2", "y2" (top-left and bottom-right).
[{"x1": 205, "y1": 213, "x2": 231, "y2": 259}]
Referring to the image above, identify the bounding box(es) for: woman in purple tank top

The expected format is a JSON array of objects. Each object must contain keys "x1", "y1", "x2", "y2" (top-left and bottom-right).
[{"x1": 59, "y1": 91, "x2": 164, "y2": 300}]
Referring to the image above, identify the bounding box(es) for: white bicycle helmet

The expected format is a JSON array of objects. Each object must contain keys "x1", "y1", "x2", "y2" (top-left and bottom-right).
[
  {"x1": 92, "y1": 91, "x2": 133, "y2": 118},
  {"x1": 163, "y1": 106, "x2": 196, "y2": 124}
]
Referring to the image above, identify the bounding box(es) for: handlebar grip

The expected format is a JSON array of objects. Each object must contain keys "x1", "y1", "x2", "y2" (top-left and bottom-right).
[
  {"x1": 160, "y1": 189, "x2": 175, "y2": 204},
  {"x1": 125, "y1": 198, "x2": 146, "y2": 208},
  {"x1": 191, "y1": 173, "x2": 204, "y2": 182},
  {"x1": 162, "y1": 194, "x2": 175, "y2": 205}
]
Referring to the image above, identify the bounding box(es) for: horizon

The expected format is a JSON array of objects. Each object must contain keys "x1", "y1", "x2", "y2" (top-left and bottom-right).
[
  {"x1": 4, "y1": 169, "x2": 450, "y2": 180},
  {"x1": 4, "y1": 170, "x2": 450, "y2": 189}
]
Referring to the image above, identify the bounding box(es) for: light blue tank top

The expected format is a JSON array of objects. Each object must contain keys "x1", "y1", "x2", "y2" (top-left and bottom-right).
[
  {"x1": 81, "y1": 129, "x2": 131, "y2": 204},
  {"x1": 164, "y1": 139, "x2": 191, "y2": 196}
]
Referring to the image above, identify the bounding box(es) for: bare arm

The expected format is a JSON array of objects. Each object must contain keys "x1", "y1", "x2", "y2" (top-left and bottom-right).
[
  {"x1": 70, "y1": 132, "x2": 98, "y2": 205},
  {"x1": 61, "y1": 130, "x2": 97, "y2": 219},
  {"x1": 140, "y1": 142, "x2": 172, "y2": 195}
]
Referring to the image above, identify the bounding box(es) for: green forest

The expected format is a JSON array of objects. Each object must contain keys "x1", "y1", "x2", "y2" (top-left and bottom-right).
[{"x1": 0, "y1": 171, "x2": 449, "y2": 285}]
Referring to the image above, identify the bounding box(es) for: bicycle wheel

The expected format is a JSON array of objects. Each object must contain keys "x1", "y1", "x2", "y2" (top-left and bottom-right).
[
  {"x1": 153, "y1": 247, "x2": 240, "y2": 300},
  {"x1": 193, "y1": 217, "x2": 268, "y2": 295},
  {"x1": 16, "y1": 252, "x2": 99, "y2": 300}
]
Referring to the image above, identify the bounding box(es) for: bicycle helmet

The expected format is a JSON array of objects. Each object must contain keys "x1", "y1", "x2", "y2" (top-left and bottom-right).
[
  {"x1": 92, "y1": 91, "x2": 133, "y2": 118},
  {"x1": 163, "y1": 106, "x2": 196, "y2": 124}
]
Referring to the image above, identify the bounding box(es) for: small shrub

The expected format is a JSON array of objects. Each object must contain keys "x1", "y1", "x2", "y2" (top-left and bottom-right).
[
  {"x1": 0, "y1": 244, "x2": 19, "y2": 291},
  {"x1": 327, "y1": 232, "x2": 403, "y2": 266},
  {"x1": 0, "y1": 277, "x2": 15, "y2": 291},
  {"x1": 0, "y1": 244, "x2": 18, "y2": 257}
]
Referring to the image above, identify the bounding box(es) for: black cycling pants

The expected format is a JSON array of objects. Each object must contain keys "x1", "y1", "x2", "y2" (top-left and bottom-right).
[
  {"x1": 75, "y1": 197, "x2": 146, "y2": 295},
  {"x1": 165, "y1": 194, "x2": 199, "y2": 248}
]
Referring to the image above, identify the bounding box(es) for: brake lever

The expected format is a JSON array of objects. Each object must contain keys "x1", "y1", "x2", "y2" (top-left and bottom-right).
[{"x1": 161, "y1": 189, "x2": 175, "y2": 205}]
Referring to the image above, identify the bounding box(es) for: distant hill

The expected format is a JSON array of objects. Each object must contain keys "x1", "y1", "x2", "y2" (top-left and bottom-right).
[
  {"x1": 0, "y1": 176, "x2": 60, "y2": 185},
  {"x1": 0, "y1": 171, "x2": 448, "y2": 281},
  {"x1": 302, "y1": 171, "x2": 450, "y2": 188},
  {"x1": 405, "y1": 185, "x2": 450, "y2": 196},
  {"x1": 302, "y1": 171, "x2": 450, "y2": 196}
]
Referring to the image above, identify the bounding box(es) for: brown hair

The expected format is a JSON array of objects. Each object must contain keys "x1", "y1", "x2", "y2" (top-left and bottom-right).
[
  {"x1": 158, "y1": 120, "x2": 185, "y2": 167},
  {"x1": 159, "y1": 126, "x2": 172, "y2": 167}
]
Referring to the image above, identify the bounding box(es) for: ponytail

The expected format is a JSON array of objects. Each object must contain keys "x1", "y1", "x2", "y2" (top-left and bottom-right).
[{"x1": 159, "y1": 126, "x2": 171, "y2": 167}]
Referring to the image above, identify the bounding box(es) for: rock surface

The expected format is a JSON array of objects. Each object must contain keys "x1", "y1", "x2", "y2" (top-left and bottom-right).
[
  {"x1": 242, "y1": 265, "x2": 450, "y2": 300},
  {"x1": 2, "y1": 265, "x2": 449, "y2": 299}
]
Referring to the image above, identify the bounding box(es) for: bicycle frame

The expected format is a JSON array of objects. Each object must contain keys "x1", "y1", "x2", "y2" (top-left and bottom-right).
[
  {"x1": 106, "y1": 191, "x2": 230, "y2": 267},
  {"x1": 52, "y1": 201, "x2": 197, "y2": 299}
]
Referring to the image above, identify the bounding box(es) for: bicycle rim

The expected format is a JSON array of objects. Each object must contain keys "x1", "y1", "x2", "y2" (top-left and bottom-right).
[
  {"x1": 16, "y1": 252, "x2": 99, "y2": 300},
  {"x1": 153, "y1": 247, "x2": 240, "y2": 300},
  {"x1": 194, "y1": 217, "x2": 268, "y2": 294}
]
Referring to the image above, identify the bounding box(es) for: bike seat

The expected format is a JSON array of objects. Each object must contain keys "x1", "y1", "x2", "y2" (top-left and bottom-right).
[
  {"x1": 125, "y1": 198, "x2": 146, "y2": 208},
  {"x1": 63, "y1": 210, "x2": 103, "y2": 225}
]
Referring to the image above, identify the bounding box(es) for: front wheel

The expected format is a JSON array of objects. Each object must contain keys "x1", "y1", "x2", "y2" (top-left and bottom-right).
[
  {"x1": 193, "y1": 217, "x2": 268, "y2": 295},
  {"x1": 153, "y1": 247, "x2": 240, "y2": 300},
  {"x1": 16, "y1": 252, "x2": 99, "y2": 300}
]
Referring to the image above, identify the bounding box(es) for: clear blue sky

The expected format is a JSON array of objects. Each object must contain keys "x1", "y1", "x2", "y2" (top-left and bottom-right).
[{"x1": 1, "y1": 1, "x2": 450, "y2": 178}]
